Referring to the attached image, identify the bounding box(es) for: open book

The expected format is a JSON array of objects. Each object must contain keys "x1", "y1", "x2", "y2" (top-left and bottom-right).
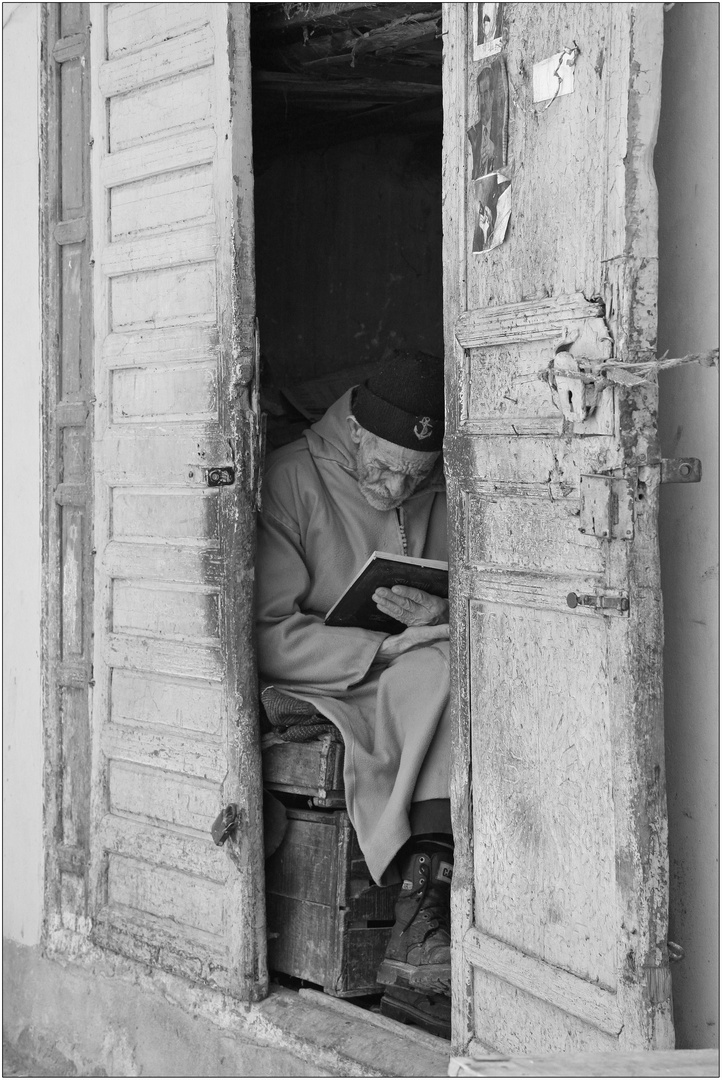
[{"x1": 325, "y1": 551, "x2": 449, "y2": 635}]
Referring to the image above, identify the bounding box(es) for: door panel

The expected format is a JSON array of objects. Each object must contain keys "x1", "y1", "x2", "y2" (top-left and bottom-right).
[
  {"x1": 89, "y1": 3, "x2": 266, "y2": 999},
  {"x1": 443, "y1": 3, "x2": 673, "y2": 1053}
]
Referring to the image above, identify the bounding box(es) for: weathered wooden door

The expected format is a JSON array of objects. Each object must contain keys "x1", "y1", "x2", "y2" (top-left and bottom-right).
[
  {"x1": 443, "y1": 4, "x2": 674, "y2": 1053},
  {"x1": 88, "y1": 3, "x2": 266, "y2": 999}
]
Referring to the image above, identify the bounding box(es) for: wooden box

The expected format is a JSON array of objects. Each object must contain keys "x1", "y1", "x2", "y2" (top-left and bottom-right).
[
  {"x1": 265, "y1": 807, "x2": 397, "y2": 997},
  {"x1": 262, "y1": 733, "x2": 345, "y2": 808}
]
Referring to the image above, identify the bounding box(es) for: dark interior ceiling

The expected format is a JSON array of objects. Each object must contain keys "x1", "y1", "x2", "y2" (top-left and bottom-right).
[{"x1": 251, "y1": 3, "x2": 443, "y2": 163}]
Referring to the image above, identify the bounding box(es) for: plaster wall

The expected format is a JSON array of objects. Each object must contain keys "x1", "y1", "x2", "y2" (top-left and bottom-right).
[
  {"x1": 654, "y1": 2, "x2": 720, "y2": 1051},
  {"x1": 2, "y1": 1, "x2": 44, "y2": 949}
]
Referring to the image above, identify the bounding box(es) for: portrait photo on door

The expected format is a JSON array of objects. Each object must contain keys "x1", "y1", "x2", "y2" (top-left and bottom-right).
[{"x1": 467, "y1": 54, "x2": 508, "y2": 179}]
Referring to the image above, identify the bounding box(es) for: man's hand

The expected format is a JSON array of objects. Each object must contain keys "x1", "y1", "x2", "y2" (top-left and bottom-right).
[
  {"x1": 375, "y1": 623, "x2": 450, "y2": 663},
  {"x1": 372, "y1": 586, "x2": 449, "y2": 628}
]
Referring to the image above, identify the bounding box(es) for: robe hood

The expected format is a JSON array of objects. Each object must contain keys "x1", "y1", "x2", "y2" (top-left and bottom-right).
[{"x1": 304, "y1": 388, "x2": 445, "y2": 494}]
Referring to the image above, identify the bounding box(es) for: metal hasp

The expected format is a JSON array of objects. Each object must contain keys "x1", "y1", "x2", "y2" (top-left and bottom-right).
[
  {"x1": 580, "y1": 460, "x2": 701, "y2": 541},
  {"x1": 567, "y1": 592, "x2": 630, "y2": 614},
  {"x1": 659, "y1": 458, "x2": 702, "y2": 484},
  {"x1": 579, "y1": 473, "x2": 634, "y2": 540}
]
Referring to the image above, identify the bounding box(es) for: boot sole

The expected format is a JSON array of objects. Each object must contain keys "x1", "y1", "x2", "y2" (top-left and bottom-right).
[
  {"x1": 379, "y1": 993, "x2": 451, "y2": 1040},
  {"x1": 376, "y1": 958, "x2": 451, "y2": 993}
]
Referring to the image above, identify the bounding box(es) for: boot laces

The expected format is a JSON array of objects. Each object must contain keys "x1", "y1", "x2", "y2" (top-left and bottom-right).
[
  {"x1": 400, "y1": 879, "x2": 450, "y2": 940},
  {"x1": 416, "y1": 888, "x2": 451, "y2": 939}
]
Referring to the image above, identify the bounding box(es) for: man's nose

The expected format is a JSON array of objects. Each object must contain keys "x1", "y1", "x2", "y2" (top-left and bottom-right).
[{"x1": 385, "y1": 473, "x2": 410, "y2": 498}]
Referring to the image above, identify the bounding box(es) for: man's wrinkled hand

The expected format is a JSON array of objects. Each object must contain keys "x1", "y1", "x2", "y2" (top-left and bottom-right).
[
  {"x1": 372, "y1": 586, "x2": 449, "y2": 628},
  {"x1": 375, "y1": 623, "x2": 450, "y2": 663}
]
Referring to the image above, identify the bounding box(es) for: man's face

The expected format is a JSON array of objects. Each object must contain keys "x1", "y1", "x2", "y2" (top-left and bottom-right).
[
  {"x1": 478, "y1": 73, "x2": 493, "y2": 125},
  {"x1": 349, "y1": 422, "x2": 440, "y2": 511}
]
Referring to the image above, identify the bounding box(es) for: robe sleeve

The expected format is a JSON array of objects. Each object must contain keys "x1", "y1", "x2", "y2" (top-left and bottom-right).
[{"x1": 255, "y1": 494, "x2": 387, "y2": 693}]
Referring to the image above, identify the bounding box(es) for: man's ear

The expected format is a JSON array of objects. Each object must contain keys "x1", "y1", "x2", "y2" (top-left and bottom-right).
[{"x1": 346, "y1": 415, "x2": 363, "y2": 446}]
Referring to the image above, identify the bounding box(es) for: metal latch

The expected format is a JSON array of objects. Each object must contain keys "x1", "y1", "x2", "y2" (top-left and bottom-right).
[
  {"x1": 206, "y1": 467, "x2": 235, "y2": 487},
  {"x1": 579, "y1": 474, "x2": 634, "y2": 540},
  {"x1": 567, "y1": 592, "x2": 630, "y2": 613},
  {"x1": 658, "y1": 458, "x2": 702, "y2": 484},
  {"x1": 210, "y1": 804, "x2": 239, "y2": 846}
]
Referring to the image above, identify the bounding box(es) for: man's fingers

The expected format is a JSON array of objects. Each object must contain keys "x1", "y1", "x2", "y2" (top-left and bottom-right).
[
  {"x1": 374, "y1": 597, "x2": 407, "y2": 617},
  {"x1": 375, "y1": 602, "x2": 416, "y2": 625},
  {"x1": 373, "y1": 588, "x2": 419, "y2": 611},
  {"x1": 390, "y1": 585, "x2": 427, "y2": 605}
]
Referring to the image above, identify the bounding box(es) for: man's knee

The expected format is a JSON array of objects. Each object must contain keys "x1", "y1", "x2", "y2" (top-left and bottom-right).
[
  {"x1": 382, "y1": 641, "x2": 450, "y2": 707},
  {"x1": 388, "y1": 639, "x2": 449, "y2": 676}
]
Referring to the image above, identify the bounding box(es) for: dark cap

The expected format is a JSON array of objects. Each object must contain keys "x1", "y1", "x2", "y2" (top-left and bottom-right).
[{"x1": 352, "y1": 350, "x2": 445, "y2": 451}]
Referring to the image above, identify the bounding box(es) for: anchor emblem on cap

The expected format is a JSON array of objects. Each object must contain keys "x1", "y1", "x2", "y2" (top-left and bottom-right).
[{"x1": 414, "y1": 416, "x2": 434, "y2": 441}]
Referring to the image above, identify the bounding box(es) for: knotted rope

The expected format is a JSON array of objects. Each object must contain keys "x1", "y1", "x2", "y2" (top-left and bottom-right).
[{"x1": 516, "y1": 348, "x2": 719, "y2": 389}]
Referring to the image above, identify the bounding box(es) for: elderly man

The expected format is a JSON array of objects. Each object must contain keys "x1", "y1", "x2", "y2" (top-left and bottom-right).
[{"x1": 256, "y1": 351, "x2": 453, "y2": 1034}]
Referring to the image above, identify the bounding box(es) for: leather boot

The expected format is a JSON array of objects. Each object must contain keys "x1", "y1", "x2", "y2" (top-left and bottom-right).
[{"x1": 376, "y1": 847, "x2": 452, "y2": 994}]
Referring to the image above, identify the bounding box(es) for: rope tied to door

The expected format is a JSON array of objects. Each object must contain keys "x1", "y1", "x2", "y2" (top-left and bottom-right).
[{"x1": 516, "y1": 347, "x2": 719, "y2": 390}]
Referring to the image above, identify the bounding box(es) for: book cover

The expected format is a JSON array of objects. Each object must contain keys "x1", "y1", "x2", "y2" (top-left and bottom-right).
[{"x1": 325, "y1": 551, "x2": 449, "y2": 635}]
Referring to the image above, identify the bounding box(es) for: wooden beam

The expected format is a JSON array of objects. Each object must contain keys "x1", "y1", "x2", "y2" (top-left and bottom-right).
[
  {"x1": 329, "y1": 10, "x2": 441, "y2": 62},
  {"x1": 254, "y1": 3, "x2": 440, "y2": 35},
  {"x1": 255, "y1": 9, "x2": 441, "y2": 72}
]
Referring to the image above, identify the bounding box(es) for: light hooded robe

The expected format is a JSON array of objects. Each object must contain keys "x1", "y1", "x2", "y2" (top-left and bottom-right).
[{"x1": 256, "y1": 389, "x2": 450, "y2": 885}]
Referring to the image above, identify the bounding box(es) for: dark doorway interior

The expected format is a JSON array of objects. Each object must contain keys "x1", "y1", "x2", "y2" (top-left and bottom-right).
[{"x1": 251, "y1": 2, "x2": 444, "y2": 450}]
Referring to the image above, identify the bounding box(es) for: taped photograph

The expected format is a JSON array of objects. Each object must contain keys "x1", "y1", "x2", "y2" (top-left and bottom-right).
[{"x1": 473, "y1": 2, "x2": 504, "y2": 60}]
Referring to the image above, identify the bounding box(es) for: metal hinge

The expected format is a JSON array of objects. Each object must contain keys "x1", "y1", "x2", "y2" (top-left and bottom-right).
[{"x1": 210, "y1": 804, "x2": 239, "y2": 846}]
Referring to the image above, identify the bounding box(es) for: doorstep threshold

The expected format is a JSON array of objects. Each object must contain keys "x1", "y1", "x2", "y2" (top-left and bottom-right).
[
  {"x1": 298, "y1": 987, "x2": 452, "y2": 1056},
  {"x1": 261, "y1": 988, "x2": 719, "y2": 1080},
  {"x1": 260, "y1": 983, "x2": 450, "y2": 1077}
]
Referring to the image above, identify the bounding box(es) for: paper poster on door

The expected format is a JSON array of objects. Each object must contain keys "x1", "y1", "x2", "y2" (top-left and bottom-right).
[
  {"x1": 473, "y1": 3, "x2": 504, "y2": 60},
  {"x1": 471, "y1": 171, "x2": 511, "y2": 253},
  {"x1": 467, "y1": 54, "x2": 510, "y2": 254},
  {"x1": 467, "y1": 55, "x2": 508, "y2": 180}
]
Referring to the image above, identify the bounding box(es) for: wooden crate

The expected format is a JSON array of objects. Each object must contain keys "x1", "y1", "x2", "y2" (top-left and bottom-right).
[
  {"x1": 262, "y1": 733, "x2": 345, "y2": 807},
  {"x1": 265, "y1": 807, "x2": 397, "y2": 997}
]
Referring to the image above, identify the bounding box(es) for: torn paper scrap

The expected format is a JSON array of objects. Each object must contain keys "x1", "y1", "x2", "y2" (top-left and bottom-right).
[
  {"x1": 533, "y1": 50, "x2": 576, "y2": 103},
  {"x1": 471, "y1": 172, "x2": 512, "y2": 253}
]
